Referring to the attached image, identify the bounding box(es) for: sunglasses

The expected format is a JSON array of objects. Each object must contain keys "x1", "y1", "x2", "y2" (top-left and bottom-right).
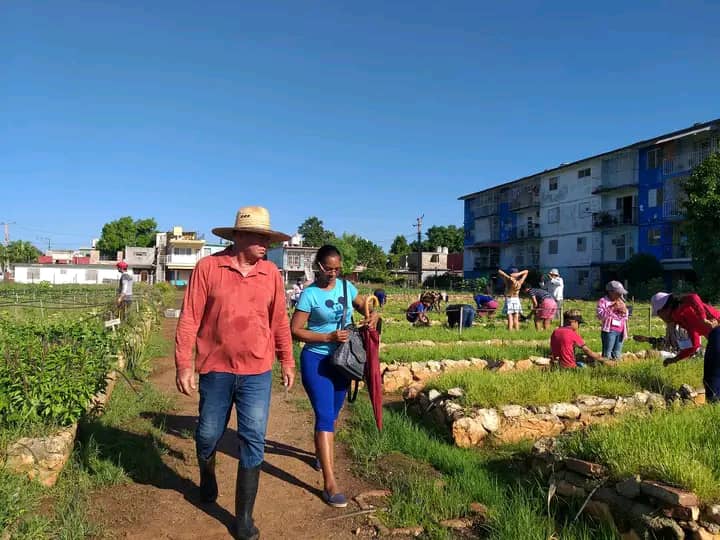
[{"x1": 318, "y1": 262, "x2": 342, "y2": 275}]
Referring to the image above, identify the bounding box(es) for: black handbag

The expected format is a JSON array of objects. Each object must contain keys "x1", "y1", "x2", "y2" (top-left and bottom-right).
[{"x1": 328, "y1": 279, "x2": 366, "y2": 401}]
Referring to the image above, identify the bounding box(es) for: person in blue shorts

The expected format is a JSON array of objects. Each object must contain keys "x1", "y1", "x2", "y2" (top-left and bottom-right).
[{"x1": 290, "y1": 245, "x2": 378, "y2": 508}]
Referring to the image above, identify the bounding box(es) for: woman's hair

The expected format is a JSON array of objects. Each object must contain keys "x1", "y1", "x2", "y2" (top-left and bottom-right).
[
  {"x1": 664, "y1": 293, "x2": 692, "y2": 312},
  {"x1": 314, "y1": 244, "x2": 342, "y2": 266}
]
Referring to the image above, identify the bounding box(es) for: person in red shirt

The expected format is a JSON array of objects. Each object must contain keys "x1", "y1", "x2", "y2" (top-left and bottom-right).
[
  {"x1": 550, "y1": 310, "x2": 603, "y2": 368},
  {"x1": 175, "y1": 206, "x2": 295, "y2": 540},
  {"x1": 651, "y1": 292, "x2": 720, "y2": 402}
]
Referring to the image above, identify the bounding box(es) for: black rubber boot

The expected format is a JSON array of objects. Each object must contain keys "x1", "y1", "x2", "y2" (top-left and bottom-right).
[
  {"x1": 235, "y1": 464, "x2": 261, "y2": 540},
  {"x1": 198, "y1": 453, "x2": 218, "y2": 503}
]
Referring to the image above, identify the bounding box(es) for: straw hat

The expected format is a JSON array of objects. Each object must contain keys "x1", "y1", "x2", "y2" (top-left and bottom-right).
[{"x1": 212, "y1": 206, "x2": 291, "y2": 243}]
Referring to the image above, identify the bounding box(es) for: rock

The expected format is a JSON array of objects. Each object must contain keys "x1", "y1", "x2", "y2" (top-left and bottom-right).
[
  {"x1": 428, "y1": 389, "x2": 442, "y2": 402},
  {"x1": 531, "y1": 437, "x2": 558, "y2": 457},
  {"x1": 501, "y1": 405, "x2": 529, "y2": 418},
  {"x1": 447, "y1": 387, "x2": 464, "y2": 398},
  {"x1": 403, "y1": 383, "x2": 425, "y2": 401},
  {"x1": 642, "y1": 515, "x2": 685, "y2": 539},
  {"x1": 576, "y1": 396, "x2": 617, "y2": 415},
  {"x1": 469, "y1": 358, "x2": 488, "y2": 370},
  {"x1": 452, "y1": 417, "x2": 488, "y2": 448},
  {"x1": 385, "y1": 363, "x2": 400, "y2": 372},
  {"x1": 492, "y1": 415, "x2": 564, "y2": 444},
  {"x1": 613, "y1": 396, "x2": 642, "y2": 414},
  {"x1": 700, "y1": 521, "x2": 720, "y2": 534},
  {"x1": 621, "y1": 531, "x2": 642, "y2": 540},
  {"x1": 515, "y1": 359, "x2": 534, "y2": 371},
  {"x1": 633, "y1": 391, "x2": 650, "y2": 404},
  {"x1": 556, "y1": 480, "x2": 586, "y2": 498},
  {"x1": 640, "y1": 480, "x2": 699, "y2": 507},
  {"x1": 692, "y1": 529, "x2": 720, "y2": 540},
  {"x1": 595, "y1": 487, "x2": 635, "y2": 511},
  {"x1": 354, "y1": 489, "x2": 392, "y2": 510},
  {"x1": 475, "y1": 408, "x2": 500, "y2": 432},
  {"x1": 389, "y1": 526, "x2": 424, "y2": 537},
  {"x1": 426, "y1": 361, "x2": 442, "y2": 372},
  {"x1": 384, "y1": 366, "x2": 414, "y2": 393},
  {"x1": 706, "y1": 504, "x2": 720, "y2": 525},
  {"x1": 583, "y1": 500, "x2": 616, "y2": 530},
  {"x1": 646, "y1": 392, "x2": 667, "y2": 411},
  {"x1": 494, "y1": 360, "x2": 515, "y2": 372},
  {"x1": 412, "y1": 368, "x2": 435, "y2": 382},
  {"x1": 409, "y1": 361, "x2": 427, "y2": 373},
  {"x1": 468, "y1": 502, "x2": 489, "y2": 521},
  {"x1": 439, "y1": 517, "x2": 474, "y2": 530},
  {"x1": 694, "y1": 391, "x2": 707, "y2": 406},
  {"x1": 663, "y1": 505, "x2": 700, "y2": 521},
  {"x1": 454, "y1": 360, "x2": 472, "y2": 369},
  {"x1": 530, "y1": 355, "x2": 551, "y2": 366},
  {"x1": 418, "y1": 340, "x2": 435, "y2": 347},
  {"x1": 679, "y1": 383, "x2": 697, "y2": 400},
  {"x1": 564, "y1": 457, "x2": 606, "y2": 478},
  {"x1": 549, "y1": 403, "x2": 581, "y2": 419},
  {"x1": 616, "y1": 475, "x2": 642, "y2": 499}
]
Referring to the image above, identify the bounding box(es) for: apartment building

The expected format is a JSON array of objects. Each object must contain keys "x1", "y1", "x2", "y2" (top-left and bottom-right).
[{"x1": 461, "y1": 118, "x2": 720, "y2": 298}]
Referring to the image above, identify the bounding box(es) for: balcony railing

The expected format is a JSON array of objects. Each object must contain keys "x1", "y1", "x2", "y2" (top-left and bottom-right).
[
  {"x1": 592, "y1": 208, "x2": 638, "y2": 228},
  {"x1": 507, "y1": 225, "x2": 541, "y2": 241},
  {"x1": 663, "y1": 148, "x2": 716, "y2": 176},
  {"x1": 667, "y1": 244, "x2": 691, "y2": 259},
  {"x1": 662, "y1": 199, "x2": 687, "y2": 220}
]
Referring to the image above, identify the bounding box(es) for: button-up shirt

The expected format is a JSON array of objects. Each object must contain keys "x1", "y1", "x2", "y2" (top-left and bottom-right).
[
  {"x1": 596, "y1": 296, "x2": 629, "y2": 339},
  {"x1": 175, "y1": 249, "x2": 294, "y2": 374},
  {"x1": 671, "y1": 294, "x2": 720, "y2": 360}
]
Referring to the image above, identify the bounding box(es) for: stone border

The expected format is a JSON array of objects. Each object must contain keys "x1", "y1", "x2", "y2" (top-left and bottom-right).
[
  {"x1": 381, "y1": 350, "x2": 655, "y2": 393},
  {"x1": 4, "y1": 352, "x2": 127, "y2": 487},
  {"x1": 531, "y1": 439, "x2": 720, "y2": 539},
  {"x1": 404, "y1": 383, "x2": 705, "y2": 448}
]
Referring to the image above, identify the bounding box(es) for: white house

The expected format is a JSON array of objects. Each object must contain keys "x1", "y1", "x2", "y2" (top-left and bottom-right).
[{"x1": 13, "y1": 264, "x2": 127, "y2": 285}]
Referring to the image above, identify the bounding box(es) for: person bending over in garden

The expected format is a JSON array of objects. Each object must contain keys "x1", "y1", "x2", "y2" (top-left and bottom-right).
[
  {"x1": 633, "y1": 323, "x2": 698, "y2": 358},
  {"x1": 550, "y1": 310, "x2": 603, "y2": 368},
  {"x1": 596, "y1": 281, "x2": 629, "y2": 359},
  {"x1": 521, "y1": 284, "x2": 557, "y2": 331},
  {"x1": 497, "y1": 267, "x2": 528, "y2": 331},
  {"x1": 406, "y1": 297, "x2": 432, "y2": 326},
  {"x1": 373, "y1": 288, "x2": 387, "y2": 307},
  {"x1": 174, "y1": 206, "x2": 295, "y2": 540},
  {"x1": 473, "y1": 293, "x2": 498, "y2": 319},
  {"x1": 290, "y1": 245, "x2": 378, "y2": 508},
  {"x1": 651, "y1": 291, "x2": 720, "y2": 402}
]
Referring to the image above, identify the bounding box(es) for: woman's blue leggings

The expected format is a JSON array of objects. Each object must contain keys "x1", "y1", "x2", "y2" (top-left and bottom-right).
[
  {"x1": 704, "y1": 327, "x2": 720, "y2": 402},
  {"x1": 301, "y1": 348, "x2": 348, "y2": 432}
]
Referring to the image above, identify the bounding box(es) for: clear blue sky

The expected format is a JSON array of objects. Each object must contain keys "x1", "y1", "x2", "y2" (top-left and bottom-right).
[{"x1": 3, "y1": 1, "x2": 719, "y2": 251}]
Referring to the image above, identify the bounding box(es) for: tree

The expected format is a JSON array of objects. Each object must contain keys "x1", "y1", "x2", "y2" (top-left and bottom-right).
[
  {"x1": 333, "y1": 235, "x2": 358, "y2": 275},
  {"x1": 0, "y1": 240, "x2": 42, "y2": 270},
  {"x1": 389, "y1": 235, "x2": 411, "y2": 256},
  {"x1": 619, "y1": 253, "x2": 663, "y2": 288},
  {"x1": 684, "y1": 152, "x2": 720, "y2": 299},
  {"x1": 297, "y1": 216, "x2": 334, "y2": 247},
  {"x1": 425, "y1": 225, "x2": 464, "y2": 253},
  {"x1": 345, "y1": 234, "x2": 386, "y2": 270},
  {"x1": 96, "y1": 217, "x2": 158, "y2": 256}
]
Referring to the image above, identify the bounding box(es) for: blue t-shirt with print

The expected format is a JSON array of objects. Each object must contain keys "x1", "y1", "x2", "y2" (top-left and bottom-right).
[{"x1": 296, "y1": 279, "x2": 358, "y2": 355}]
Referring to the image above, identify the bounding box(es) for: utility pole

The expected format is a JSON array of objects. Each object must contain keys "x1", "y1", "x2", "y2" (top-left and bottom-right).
[
  {"x1": 415, "y1": 215, "x2": 424, "y2": 287},
  {"x1": 37, "y1": 236, "x2": 51, "y2": 252},
  {"x1": 0, "y1": 221, "x2": 15, "y2": 246}
]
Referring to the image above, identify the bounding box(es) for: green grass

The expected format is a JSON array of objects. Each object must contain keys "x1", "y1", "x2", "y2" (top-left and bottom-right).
[
  {"x1": 429, "y1": 357, "x2": 703, "y2": 408},
  {"x1": 559, "y1": 405, "x2": 720, "y2": 503},
  {"x1": 343, "y1": 397, "x2": 617, "y2": 539}
]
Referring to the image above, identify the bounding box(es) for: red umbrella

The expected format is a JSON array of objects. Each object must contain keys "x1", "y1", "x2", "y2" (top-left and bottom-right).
[{"x1": 361, "y1": 297, "x2": 383, "y2": 431}]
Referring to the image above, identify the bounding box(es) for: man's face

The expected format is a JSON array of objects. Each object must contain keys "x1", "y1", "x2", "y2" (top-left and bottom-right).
[{"x1": 234, "y1": 232, "x2": 270, "y2": 260}]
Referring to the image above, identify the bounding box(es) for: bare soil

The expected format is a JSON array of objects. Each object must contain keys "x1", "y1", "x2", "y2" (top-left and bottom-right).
[{"x1": 90, "y1": 317, "x2": 375, "y2": 539}]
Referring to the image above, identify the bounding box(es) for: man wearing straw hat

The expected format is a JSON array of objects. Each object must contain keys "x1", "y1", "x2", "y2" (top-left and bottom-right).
[{"x1": 175, "y1": 206, "x2": 295, "y2": 540}]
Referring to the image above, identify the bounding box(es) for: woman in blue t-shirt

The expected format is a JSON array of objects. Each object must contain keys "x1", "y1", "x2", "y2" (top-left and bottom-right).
[{"x1": 290, "y1": 245, "x2": 378, "y2": 508}]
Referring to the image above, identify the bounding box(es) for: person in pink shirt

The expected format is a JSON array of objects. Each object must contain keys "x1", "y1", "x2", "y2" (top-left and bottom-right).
[
  {"x1": 596, "y1": 281, "x2": 629, "y2": 359},
  {"x1": 175, "y1": 206, "x2": 295, "y2": 540}
]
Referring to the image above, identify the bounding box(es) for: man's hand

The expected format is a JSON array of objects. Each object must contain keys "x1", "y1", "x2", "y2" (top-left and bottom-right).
[
  {"x1": 282, "y1": 365, "x2": 296, "y2": 391},
  {"x1": 663, "y1": 356, "x2": 680, "y2": 367},
  {"x1": 176, "y1": 368, "x2": 197, "y2": 395},
  {"x1": 704, "y1": 318, "x2": 720, "y2": 332}
]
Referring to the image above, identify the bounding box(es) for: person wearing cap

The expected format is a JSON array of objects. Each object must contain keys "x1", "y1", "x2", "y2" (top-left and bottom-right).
[
  {"x1": 651, "y1": 291, "x2": 720, "y2": 402},
  {"x1": 497, "y1": 267, "x2": 528, "y2": 331},
  {"x1": 596, "y1": 281, "x2": 630, "y2": 359},
  {"x1": 175, "y1": 206, "x2": 295, "y2": 540},
  {"x1": 542, "y1": 268, "x2": 564, "y2": 317},
  {"x1": 550, "y1": 310, "x2": 603, "y2": 368},
  {"x1": 115, "y1": 261, "x2": 133, "y2": 318},
  {"x1": 521, "y1": 284, "x2": 557, "y2": 330}
]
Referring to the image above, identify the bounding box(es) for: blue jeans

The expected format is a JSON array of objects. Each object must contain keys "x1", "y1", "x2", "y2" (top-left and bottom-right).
[
  {"x1": 601, "y1": 331, "x2": 624, "y2": 359},
  {"x1": 196, "y1": 371, "x2": 272, "y2": 468},
  {"x1": 705, "y1": 327, "x2": 720, "y2": 403}
]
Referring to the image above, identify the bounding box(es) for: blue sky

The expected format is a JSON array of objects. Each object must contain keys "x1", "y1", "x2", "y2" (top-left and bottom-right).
[{"x1": 3, "y1": 1, "x2": 719, "y2": 251}]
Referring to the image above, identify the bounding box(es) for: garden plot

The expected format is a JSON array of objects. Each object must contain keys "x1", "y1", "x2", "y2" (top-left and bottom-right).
[{"x1": 403, "y1": 357, "x2": 705, "y2": 447}]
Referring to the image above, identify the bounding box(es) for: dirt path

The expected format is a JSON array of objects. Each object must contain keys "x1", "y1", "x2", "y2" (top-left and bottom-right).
[{"x1": 92, "y1": 317, "x2": 375, "y2": 539}]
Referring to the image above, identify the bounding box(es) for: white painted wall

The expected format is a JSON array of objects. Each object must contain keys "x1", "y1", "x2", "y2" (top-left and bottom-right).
[{"x1": 13, "y1": 265, "x2": 127, "y2": 285}]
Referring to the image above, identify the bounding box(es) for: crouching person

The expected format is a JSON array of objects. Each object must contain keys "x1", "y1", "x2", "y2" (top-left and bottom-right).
[
  {"x1": 550, "y1": 310, "x2": 603, "y2": 368},
  {"x1": 446, "y1": 304, "x2": 476, "y2": 328},
  {"x1": 406, "y1": 298, "x2": 431, "y2": 326},
  {"x1": 175, "y1": 207, "x2": 295, "y2": 540}
]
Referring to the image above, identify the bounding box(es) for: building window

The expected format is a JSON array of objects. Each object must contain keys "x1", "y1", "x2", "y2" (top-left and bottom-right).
[
  {"x1": 60, "y1": 268, "x2": 67, "y2": 274},
  {"x1": 577, "y1": 269, "x2": 589, "y2": 286},
  {"x1": 577, "y1": 201, "x2": 591, "y2": 218},
  {"x1": 578, "y1": 168, "x2": 591, "y2": 178},
  {"x1": 85, "y1": 269, "x2": 98, "y2": 282},
  {"x1": 547, "y1": 207, "x2": 560, "y2": 224},
  {"x1": 577, "y1": 237, "x2": 587, "y2": 252},
  {"x1": 548, "y1": 239, "x2": 558, "y2": 255},
  {"x1": 648, "y1": 188, "x2": 663, "y2": 208},
  {"x1": 430, "y1": 254, "x2": 440, "y2": 263},
  {"x1": 173, "y1": 247, "x2": 192, "y2": 256},
  {"x1": 28, "y1": 268, "x2": 41, "y2": 281},
  {"x1": 648, "y1": 228, "x2": 661, "y2": 246},
  {"x1": 549, "y1": 177, "x2": 558, "y2": 191},
  {"x1": 647, "y1": 148, "x2": 662, "y2": 169}
]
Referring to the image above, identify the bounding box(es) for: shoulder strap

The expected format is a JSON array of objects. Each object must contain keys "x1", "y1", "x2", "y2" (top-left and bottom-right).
[
  {"x1": 347, "y1": 380, "x2": 360, "y2": 403},
  {"x1": 338, "y1": 279, "x2": 348, "y2": 330}
]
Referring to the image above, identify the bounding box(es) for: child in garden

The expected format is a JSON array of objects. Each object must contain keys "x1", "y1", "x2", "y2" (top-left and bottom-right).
[
  {"x1": 497, "y1": 267, "x2": 528, "y2": 331},
  {"x1": 550, "y1": 310, "x2": 603, "y2": 368},
  {"x1": 596, "y1": 281, "x2": 629, "y2": 359}
]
